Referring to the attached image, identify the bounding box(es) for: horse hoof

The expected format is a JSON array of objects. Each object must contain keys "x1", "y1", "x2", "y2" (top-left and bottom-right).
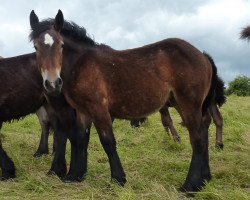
[
  {"x1": 63, "y1": 173, "x2": 84, "y2": 183},
  {"x1": 47, "y1": 169, "x2": 66, "y2": 178},
  {"x1": 215, "y1": 143, "x2": 224, "y2": 149},
  {"x1": 173, "y1": 136, "x2": 181, "y2": 142},
  {"x1": 131, "y1": 124, "x2": 140, "y2": 128},
  {"x1": 47, "y1": 170, "x2": 56, "y2": 176},
  {"x1": 1, "y1": 160, "x2": 16, "y2": 181},
  {"x1": 1, "y1": 172, "x2": 16, "y2": 181},
  {"x1": 177, "y1": 192, "x2": 195, "y2": 198},
  {"x1": 112, "y1": 176, "x2": 127, "y2": 186},
  {"x1": 179, "y1": 180, "x2": 204, "y2": 193}
]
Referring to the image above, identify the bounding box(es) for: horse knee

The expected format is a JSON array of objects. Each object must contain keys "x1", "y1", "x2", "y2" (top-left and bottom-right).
[{"x1": 100, "y1": 131, "x2": 116, "y2": 152}]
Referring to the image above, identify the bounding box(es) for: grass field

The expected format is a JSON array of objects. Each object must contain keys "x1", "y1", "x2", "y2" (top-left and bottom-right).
[{"x1": 0, "y1": 95, "x2": 249, "y2": 199}]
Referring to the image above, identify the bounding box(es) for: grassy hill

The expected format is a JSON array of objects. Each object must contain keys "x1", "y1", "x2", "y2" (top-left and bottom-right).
[{"x1": 0, "y1": 95, "x2": 249, "y2": 199}]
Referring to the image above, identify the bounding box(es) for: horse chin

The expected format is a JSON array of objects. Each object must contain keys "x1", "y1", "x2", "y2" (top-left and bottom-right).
[{"x1": 44, "y1": 87, "x2": 62, "y2": 97}]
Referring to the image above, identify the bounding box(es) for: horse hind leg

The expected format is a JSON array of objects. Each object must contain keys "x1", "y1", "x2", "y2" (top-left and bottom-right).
[
  {"x1": 0, "y1": 135, "x2": 15, "y2": 180},
  {"x1": 34, "y1": 106, "x2": 51, "y2": 157},
  {"x1": 159, "y1": 105, "x2": 180, "y2": 141},
  {"x1": 130, "y1": 117, "x2": 147, "y2": 128},
  {"x1": 174, "y1": 96, "x2": 211, "y2": 193},
  {"x1": 130, "y1": 119, "x2": 141, "y2": 128},
  {"x1": 209, "y1": 104, "x2": 224, "y2": 149}
]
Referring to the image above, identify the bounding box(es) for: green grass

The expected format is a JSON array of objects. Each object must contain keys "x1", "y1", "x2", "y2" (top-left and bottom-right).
[{"x1": 0, "y1": 95, "x2": 249, "y2": 199}]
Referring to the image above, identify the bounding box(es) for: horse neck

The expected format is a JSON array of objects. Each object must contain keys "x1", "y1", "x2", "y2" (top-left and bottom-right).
[
  {"x1": 62, "y1": 40, "x2": 83, "y2": 75},
  {"x1": 61, "y1": 37, "x2": 96, "y2": 76}
]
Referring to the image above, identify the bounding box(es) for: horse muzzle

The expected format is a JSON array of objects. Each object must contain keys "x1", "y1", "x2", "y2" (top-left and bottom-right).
[{"x1": 43, "y1": 77, "x2": 63, "y2": 96}]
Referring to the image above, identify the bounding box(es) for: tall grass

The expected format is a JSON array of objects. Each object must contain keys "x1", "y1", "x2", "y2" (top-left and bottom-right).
[{"x1": 0, "y1": 95, "x2": 249, "y2": 199}]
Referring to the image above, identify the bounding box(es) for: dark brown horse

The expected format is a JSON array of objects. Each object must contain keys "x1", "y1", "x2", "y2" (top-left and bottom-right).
[
  {"x1": 29, "y1": 10, "x2": 225, "y2": 193},
  {"x1": 0, "y1": 55, "x2": 54, "y2": 157},
  {"x1": 0, "y1": 53, "x2": 85, "y2": 181},
  {"x1": 241, "y1": 26, "x2": 250, "y2": 40}
]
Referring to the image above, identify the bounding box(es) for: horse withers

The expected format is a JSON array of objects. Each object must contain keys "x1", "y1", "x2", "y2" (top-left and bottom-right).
[{"x1": 29, "y1": 10, "x2": 225, "y2": 193}]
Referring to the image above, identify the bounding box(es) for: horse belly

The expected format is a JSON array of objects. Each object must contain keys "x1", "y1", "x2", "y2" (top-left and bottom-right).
[{"x1": 110, "y1": 86, "x2": 169, "y2": 119}]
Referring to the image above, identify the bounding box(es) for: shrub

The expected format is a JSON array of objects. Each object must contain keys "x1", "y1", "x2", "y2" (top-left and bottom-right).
[{"x1": 226, "y1": 75, "x2": 250, "y2": 96}]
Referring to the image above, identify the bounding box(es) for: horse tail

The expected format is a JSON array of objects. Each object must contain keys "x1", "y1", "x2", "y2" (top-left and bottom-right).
[
  {"x1": 241, "y1": 26, "x2": 250, "y2": 40},
  {"x1": 215, "y1": 76, "x2": 226, "y2": 107},
  {"x1": 202, "y1": 52, "x2": 226, "y2": 114}
]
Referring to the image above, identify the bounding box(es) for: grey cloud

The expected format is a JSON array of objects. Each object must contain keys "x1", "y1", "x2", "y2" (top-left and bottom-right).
[{"x1": 0, "y1": 0, "x2": 249, "y2": 83}]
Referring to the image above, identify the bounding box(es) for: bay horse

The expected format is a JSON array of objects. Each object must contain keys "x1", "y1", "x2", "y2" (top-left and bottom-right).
[
  {"x1": 29, "y1": 10, "x2": 225, "y2": 193},
  {"x1": 241, "y1": 26, "x2": 250, "y2": 40},
  {"x1": 4, "y1": 47, "x2": 224, "y2": 151},
  {"x1": 0, "y1": 53, "x2": 84, "y2": 181}
]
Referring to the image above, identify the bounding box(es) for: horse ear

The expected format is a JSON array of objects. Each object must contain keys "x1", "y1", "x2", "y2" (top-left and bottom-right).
[
  {"x1": 54, "y1": 9, "x2": 64, "y2": 32},
  {"x1": 30, "y1": 10, "x2": 39, "y2": 30}
]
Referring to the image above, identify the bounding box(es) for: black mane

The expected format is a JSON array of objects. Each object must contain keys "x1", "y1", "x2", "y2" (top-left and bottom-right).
[{"x1": 29, "y1": 19, "x2": 96, "y2": 46}]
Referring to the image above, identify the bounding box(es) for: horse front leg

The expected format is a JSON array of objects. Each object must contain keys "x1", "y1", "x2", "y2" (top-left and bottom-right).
[
  {"x1": 0, "y1": 130, "x2": 15, "y2": 180},
  {"x1": 44, "y1": 103, "x2": 67, "y2": 178},
  {"x1": 47, "y1": 123, "x2": 67, "y2": 178},
  {"x1": 91, "y1": 107, "x2": 126, "y2": 185},
  {"x1": 65, "y1": 112, "x2": 92, "y2": 182}
]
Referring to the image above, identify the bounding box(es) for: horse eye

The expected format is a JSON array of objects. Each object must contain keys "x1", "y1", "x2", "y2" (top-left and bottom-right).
[
  {"x1": 34, "y1": 46, "x2": 38, "y2": 51},
  {"x1": 61, "y1": 43, "x2": 64, "y2": 48}
]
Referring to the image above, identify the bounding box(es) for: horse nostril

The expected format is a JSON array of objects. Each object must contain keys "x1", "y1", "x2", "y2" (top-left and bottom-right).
[
  {"x1": 44, "y1": 80, "x2": 50, "y2": 88},
  {"x1": 56, "y1": 77, "x2": 63, "y2": 87},
  {"x1": 58, "y1": 77, "x2": 63, "y2": 85}
]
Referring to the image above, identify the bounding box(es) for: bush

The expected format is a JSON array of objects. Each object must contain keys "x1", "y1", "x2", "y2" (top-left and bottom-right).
[{"x1": 226, "y1": 75, "x2": 250, "y2": 96}]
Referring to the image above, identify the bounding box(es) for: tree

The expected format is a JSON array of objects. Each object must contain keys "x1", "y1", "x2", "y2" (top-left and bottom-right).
[{"x1": 226, "y1": 75, "x2": 250, "y2": 96}]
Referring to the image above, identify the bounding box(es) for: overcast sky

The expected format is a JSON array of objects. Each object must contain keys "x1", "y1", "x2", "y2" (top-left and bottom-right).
[{"x1": 0, "y1": 0, "x2": 249, "y2": 83}]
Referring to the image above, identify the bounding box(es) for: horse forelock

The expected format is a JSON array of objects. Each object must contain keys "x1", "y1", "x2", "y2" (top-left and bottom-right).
[{"x1": 29, "y1": 19, "x2": 54, "y2": 41}]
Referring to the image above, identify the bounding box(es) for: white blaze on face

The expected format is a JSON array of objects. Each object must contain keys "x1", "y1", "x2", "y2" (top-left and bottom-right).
[{"x1": 44, "y1": 33, "x2": 54, "y2": 46}]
